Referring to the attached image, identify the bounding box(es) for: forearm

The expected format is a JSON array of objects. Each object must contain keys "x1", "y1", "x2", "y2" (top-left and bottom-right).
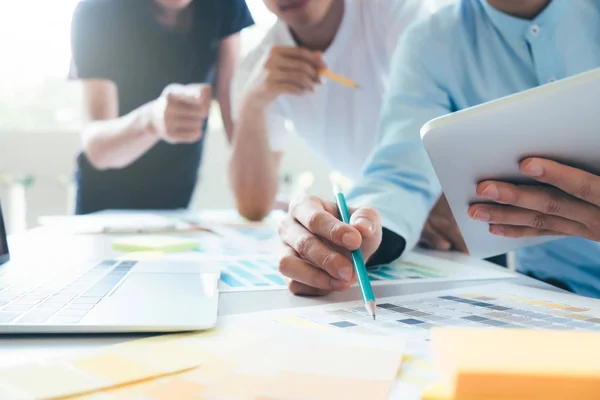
[
  {"x1": 82, "y1": 103, "x2": 159, "y2": 170},
  {"x1": 228, "y1": 99, "x2": 279, "y2": 221}
]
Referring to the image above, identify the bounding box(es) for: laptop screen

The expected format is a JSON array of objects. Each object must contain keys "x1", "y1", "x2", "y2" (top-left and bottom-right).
[{"x1": 0, "y1": 200, "x2": 9, "y2": 264}]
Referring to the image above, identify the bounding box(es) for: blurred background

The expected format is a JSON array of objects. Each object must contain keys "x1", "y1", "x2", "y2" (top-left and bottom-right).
[{"x1": 0, "y1": 0, "x2": 332, "y2": 233}]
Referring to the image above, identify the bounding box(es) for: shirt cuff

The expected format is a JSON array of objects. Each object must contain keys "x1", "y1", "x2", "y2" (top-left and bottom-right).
[{"x1": 367, "y1": 227, "x2": 406, "y2": 267}]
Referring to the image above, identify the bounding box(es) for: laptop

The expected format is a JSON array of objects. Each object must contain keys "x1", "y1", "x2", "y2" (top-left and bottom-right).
[{"x1": 0, "y1": 199, "x2": 219, "y2": 333}]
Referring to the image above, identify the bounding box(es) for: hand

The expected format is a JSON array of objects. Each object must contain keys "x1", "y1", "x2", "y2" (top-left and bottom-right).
[
  {"x1": 250, "y1": 46, "x2": 326, "y2": 107},
  {"x1": 150, "y1": 83, "x2": 212, "y2": 144},
  {"x1": 420, "y1": 194, "x2": 468, "y2": 253},
  {"x1": 278, "y1": 196, "x2": 382, "y2": 296},
  {"x1": 468, "y1": 158, "x2": 600, "y2": 240}
]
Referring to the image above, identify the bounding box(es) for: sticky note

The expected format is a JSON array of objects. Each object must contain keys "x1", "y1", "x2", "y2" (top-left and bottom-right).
[
  {"x1": 111, "y1": 236, "x2": 200, "y2": 252},
  {"x1": 430, "y1": 328, "x2": 600, "y2": 400},
  {"x1": 71, "y1": 353, "x2": 159, "y2": 382},
  {"x1": 118, "y1": 251, "x2": 166, "y2": 261}
]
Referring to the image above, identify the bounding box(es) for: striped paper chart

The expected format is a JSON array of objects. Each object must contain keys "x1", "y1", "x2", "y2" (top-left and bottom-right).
[{"x1": 215, "y1": 252, "x2": 515, "y2": 292}]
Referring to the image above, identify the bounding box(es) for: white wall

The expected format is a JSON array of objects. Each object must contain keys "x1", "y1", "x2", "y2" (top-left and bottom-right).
[{"x1": 0, "y1": 120, "x2": 332, "y2": 233}]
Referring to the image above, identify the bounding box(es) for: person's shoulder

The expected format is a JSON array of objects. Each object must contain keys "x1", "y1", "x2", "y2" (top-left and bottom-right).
[
  {"x1": 73, "y1": 0, "x2": 123, "y2": 25},
  {"x1": 401, "y1": 1, "x2": 474, "y2": 49},
  {"x1": 74, "y1": 0, "x2": 120, "y2": 15},
  {"x1": 231, "y1": 22, "x2": 288, "y2": 108},
  {"x1": 235, "y1": 22, "x2": 287, "y2": 76}
]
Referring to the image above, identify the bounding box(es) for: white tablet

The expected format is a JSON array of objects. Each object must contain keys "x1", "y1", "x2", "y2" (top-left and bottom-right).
[{"x1": 421, "y1": 67, "x2": 600, "y2": 258}]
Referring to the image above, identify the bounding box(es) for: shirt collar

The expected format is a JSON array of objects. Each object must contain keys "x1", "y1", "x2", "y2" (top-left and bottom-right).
[{"x1": 480, "y1": 0, "x2": 569, "y2": 39}]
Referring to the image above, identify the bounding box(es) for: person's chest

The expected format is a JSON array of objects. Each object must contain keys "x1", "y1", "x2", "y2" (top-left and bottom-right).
[
  {"x1": 447, "y1": 16, "x2": 600, "y2": 111},
  {"x1": 112, "y1": 18, "x2": 221, "y2": 114},
  {"x1": 277, "y1": 27, "x2": 391, "y2": 179}
]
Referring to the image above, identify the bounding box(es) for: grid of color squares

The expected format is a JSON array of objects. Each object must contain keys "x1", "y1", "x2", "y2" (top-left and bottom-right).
[
  {"x1": 283, "y1": 288, "x2": 600, "y2": 343},
  {"x1": 215, "y1": 258, "x2": 464, "y2": 292},
  {"x1": 219, "y1": 259, "x2": 285, "y2": 289}
]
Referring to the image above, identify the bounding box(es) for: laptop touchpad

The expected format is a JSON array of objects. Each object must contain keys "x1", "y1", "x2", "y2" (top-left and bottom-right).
[{"x1": 112, "y1": 273, "x2": 218, "y2": 300}]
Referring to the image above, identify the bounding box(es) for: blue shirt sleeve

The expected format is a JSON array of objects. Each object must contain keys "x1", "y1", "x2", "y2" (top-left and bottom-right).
[
  {"x1": 220, "y1": 0, "x2": 255, "y2": 39},
  {"x1": 346, "y1": 25, "x2": 451, "y2": 252}
]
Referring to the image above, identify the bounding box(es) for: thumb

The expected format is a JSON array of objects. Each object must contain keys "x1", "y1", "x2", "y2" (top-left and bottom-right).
[{"x1": 349, "y1": 207, "x2": 381, "y2": 239}]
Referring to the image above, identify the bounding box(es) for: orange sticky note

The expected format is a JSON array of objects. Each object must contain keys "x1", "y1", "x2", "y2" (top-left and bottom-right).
[{"x1": 430, "y1": 328, "x2": 600, "y2": 400}]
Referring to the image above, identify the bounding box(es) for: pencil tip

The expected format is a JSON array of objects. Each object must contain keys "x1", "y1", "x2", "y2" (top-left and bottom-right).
[{"x1": 373, "y1": 315, "x2": 376, "y2": 321}]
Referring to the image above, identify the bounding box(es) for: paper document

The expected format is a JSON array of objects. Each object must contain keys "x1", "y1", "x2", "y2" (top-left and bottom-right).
[
  {"x1": 237, "y1": 282, "x2": 600, "y2": 342},
  {"x1": 0, "y1": 324, "x2": 405, "y2": 400},
  {"x1": 425, "y1": 327, "x2": 600, "y2": 400},
  {"x1": 230, "y1": 282, "x2": 600, "y2": 399},
  {"x1": 38, "y1": 213, "x2": 193, "y2": 234},
  {"x1": 161, "y1": 250, "x2": 515, "y2": 293}
]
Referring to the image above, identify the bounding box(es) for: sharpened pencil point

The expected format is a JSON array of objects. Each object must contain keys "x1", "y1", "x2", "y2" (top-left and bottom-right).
[{"x1": 373, "y1": 315, "x2": 376, "y2": 321}]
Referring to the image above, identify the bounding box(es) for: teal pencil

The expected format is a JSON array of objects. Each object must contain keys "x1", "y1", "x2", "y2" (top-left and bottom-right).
[{"x1": 332, "y1": 184, "x2": 377, "y2": 320}]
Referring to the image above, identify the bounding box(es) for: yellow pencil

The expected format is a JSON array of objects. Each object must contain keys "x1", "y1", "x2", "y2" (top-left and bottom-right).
[{"x1": 319, "y1": 69, "x2": 360, "y2": 89}]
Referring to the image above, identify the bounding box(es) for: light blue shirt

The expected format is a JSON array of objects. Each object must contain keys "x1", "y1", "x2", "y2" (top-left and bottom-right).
[{"x1": 348, "y1": 0, "x2": 600, "y2": 298}]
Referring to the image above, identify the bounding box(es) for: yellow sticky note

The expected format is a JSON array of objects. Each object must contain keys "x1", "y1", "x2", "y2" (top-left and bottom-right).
[
  {"x1": 111, "y1": 236, "x2": 200, "y2": 252},
  {"x1": 431, "y1": 328, "x2": 600, "y2": 400},
  {"x1": 118, "y1": 251, "x2": 165, "y2": 261},
  {"x1": 0, "y1": 362, "x2": 108, "y2": 399},
  {"x1": 71, "y1": 353, "x2": 159, "y2": 382}
]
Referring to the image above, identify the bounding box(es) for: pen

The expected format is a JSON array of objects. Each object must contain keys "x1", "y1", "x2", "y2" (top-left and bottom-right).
[
  {"x1": 332, "y1": 184, "x2": 377, "y2": 320},
  {"x1": 319, "y1": 69, "x2": 360, "y2": 89}
]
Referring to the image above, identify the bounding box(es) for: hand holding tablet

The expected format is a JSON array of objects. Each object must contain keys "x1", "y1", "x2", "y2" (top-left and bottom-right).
[
  {"x1": 468, "y1": 157, "x2": 600, "y2": 242},
  {"x1": 422, "y1": 68, "x2": 600, "y2": 257}
]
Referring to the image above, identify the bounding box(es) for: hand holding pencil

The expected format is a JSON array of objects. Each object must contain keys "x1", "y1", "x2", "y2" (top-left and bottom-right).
[
  {"x1": 277, "y1": 193, "x2": 382, "y2": 298},
  {"x1": 249, "y1": 46, "x2": 357, "y2": 108}
]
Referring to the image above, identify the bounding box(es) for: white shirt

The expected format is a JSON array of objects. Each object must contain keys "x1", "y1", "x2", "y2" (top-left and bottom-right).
[{"x1": 232, "y1": 0, "x2": 433, "y2": 181}]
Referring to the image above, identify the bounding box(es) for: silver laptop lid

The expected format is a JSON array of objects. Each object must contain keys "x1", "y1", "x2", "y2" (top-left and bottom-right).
[{"x1": 0, "y1": 199, "x2": 8, "y2": 265}]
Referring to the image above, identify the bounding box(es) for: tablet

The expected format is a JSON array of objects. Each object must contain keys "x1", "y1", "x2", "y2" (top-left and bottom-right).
[{"x1": 421, "y1": 67, "x2": 600, "y2": 258}]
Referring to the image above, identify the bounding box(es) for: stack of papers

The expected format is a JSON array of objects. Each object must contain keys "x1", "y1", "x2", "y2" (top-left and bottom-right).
[
  {"x1": 38, "y1": 213, "x2": 192, "y2": 234},
  {"x1": 0, "y1": 323, "x2": 405, "y2": 400},
  {"x1": 424, "y1": 328, "x2": 600, "y2": 400},
  {"x1": 111, "y1": 235, "x2": 201, "y2": 252}
]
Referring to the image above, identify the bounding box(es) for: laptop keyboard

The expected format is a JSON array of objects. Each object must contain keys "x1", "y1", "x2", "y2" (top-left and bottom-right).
[{"x1": 0, "y1": 260, "x2": 137, "y2": 325}]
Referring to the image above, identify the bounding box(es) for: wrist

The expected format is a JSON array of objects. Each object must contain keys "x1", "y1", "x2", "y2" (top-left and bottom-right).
[
  {"x1": 244, "y1": 87, "x2": 276, "y2": 111},
  {"x1": 136, "y1": 101, "x2": 160, "y2": 140}
]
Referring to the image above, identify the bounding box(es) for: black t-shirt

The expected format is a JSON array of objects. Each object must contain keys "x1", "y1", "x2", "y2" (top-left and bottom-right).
[{"x1": 70, "y1": 0, "x2": 253, "y2": 214}]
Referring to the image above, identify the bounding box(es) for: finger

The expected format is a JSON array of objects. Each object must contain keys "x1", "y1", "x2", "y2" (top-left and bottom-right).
[
  {"x1": 269, "y1": 70, "x2": 316, "y2": 92},
  {"x1": 488, "y1": 224, "x2": 564, "y2": 239},
  {"x1": 167, "y1": 97, "x2": 210, "y2": 117},
  {"x1": 278, "y1": 83, "x2": 305, "y2": 95},
  {"x1": 272, "y1": 46, "x2": 326, "y2": 69},
  {"x1": 419, "y1": 224, "x2": 452, "y2": 251},
  {"x1": 278, "y1": 216, "x2": 354, "y2": 281},
  {"x1": 270, "y1": 57, "x2": 320, "y2": 83},
  {"x1": 165, "y1": 127, "x2": 203, "y2": 143},
  {"x1": 287, "y1": 280, "x2": 331, "y2": 296},
  {"x1": 166, "y1": 117, "x2": 204, "y2": 131},
  {"x1": 429, "y1": 217, "x2": 468, "y2": 253},
  {"x1": 468, "y1": 203, "x2": 590, "y2": 238},
  {"x1": 349, "y1": 206, "x2": 380, "y2": 238},
  {"x1": 521, "y1": 158, "x2": 600, "y2": 206},
  {"x1": 476, "y1": 181, "x2": 600, "y2": 228},
  {"x1": 278, "y1": 245, "x2": 349, "y2": 292},
  {"x1": 289, "y1": 196, "x2": 361, "y2": 250}
]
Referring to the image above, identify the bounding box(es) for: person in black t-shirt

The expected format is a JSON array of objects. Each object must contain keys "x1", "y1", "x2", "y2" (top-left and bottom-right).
[{"x1": 70, "y1": 0, "x2": 254, "y2": 214}]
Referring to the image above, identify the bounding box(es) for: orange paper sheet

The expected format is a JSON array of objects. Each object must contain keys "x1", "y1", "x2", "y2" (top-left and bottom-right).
[{"x1": 429, "y1": 328, "x2": 600, "y2": 400}]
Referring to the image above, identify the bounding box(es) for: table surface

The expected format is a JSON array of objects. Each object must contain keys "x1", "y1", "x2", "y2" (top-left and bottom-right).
[{"x1": 0, "y1": 225, "x2": 562, "y2": 368}]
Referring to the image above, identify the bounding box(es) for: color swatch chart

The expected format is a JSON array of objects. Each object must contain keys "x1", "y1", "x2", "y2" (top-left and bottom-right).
[
  {"x1": 215, "y1": 252, "x2": 514, "y2": 293},
  {"x1": 264, "y1": 283, "x2": 600, "y2": 344}
]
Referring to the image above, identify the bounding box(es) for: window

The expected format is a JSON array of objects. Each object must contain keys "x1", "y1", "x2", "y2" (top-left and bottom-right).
[
  {"x1": 0, "y1": 0, "x2": 275, "y2": 132},
  {"x1": 0, "y1": 0, "x2": 83, "y2": 132}
]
